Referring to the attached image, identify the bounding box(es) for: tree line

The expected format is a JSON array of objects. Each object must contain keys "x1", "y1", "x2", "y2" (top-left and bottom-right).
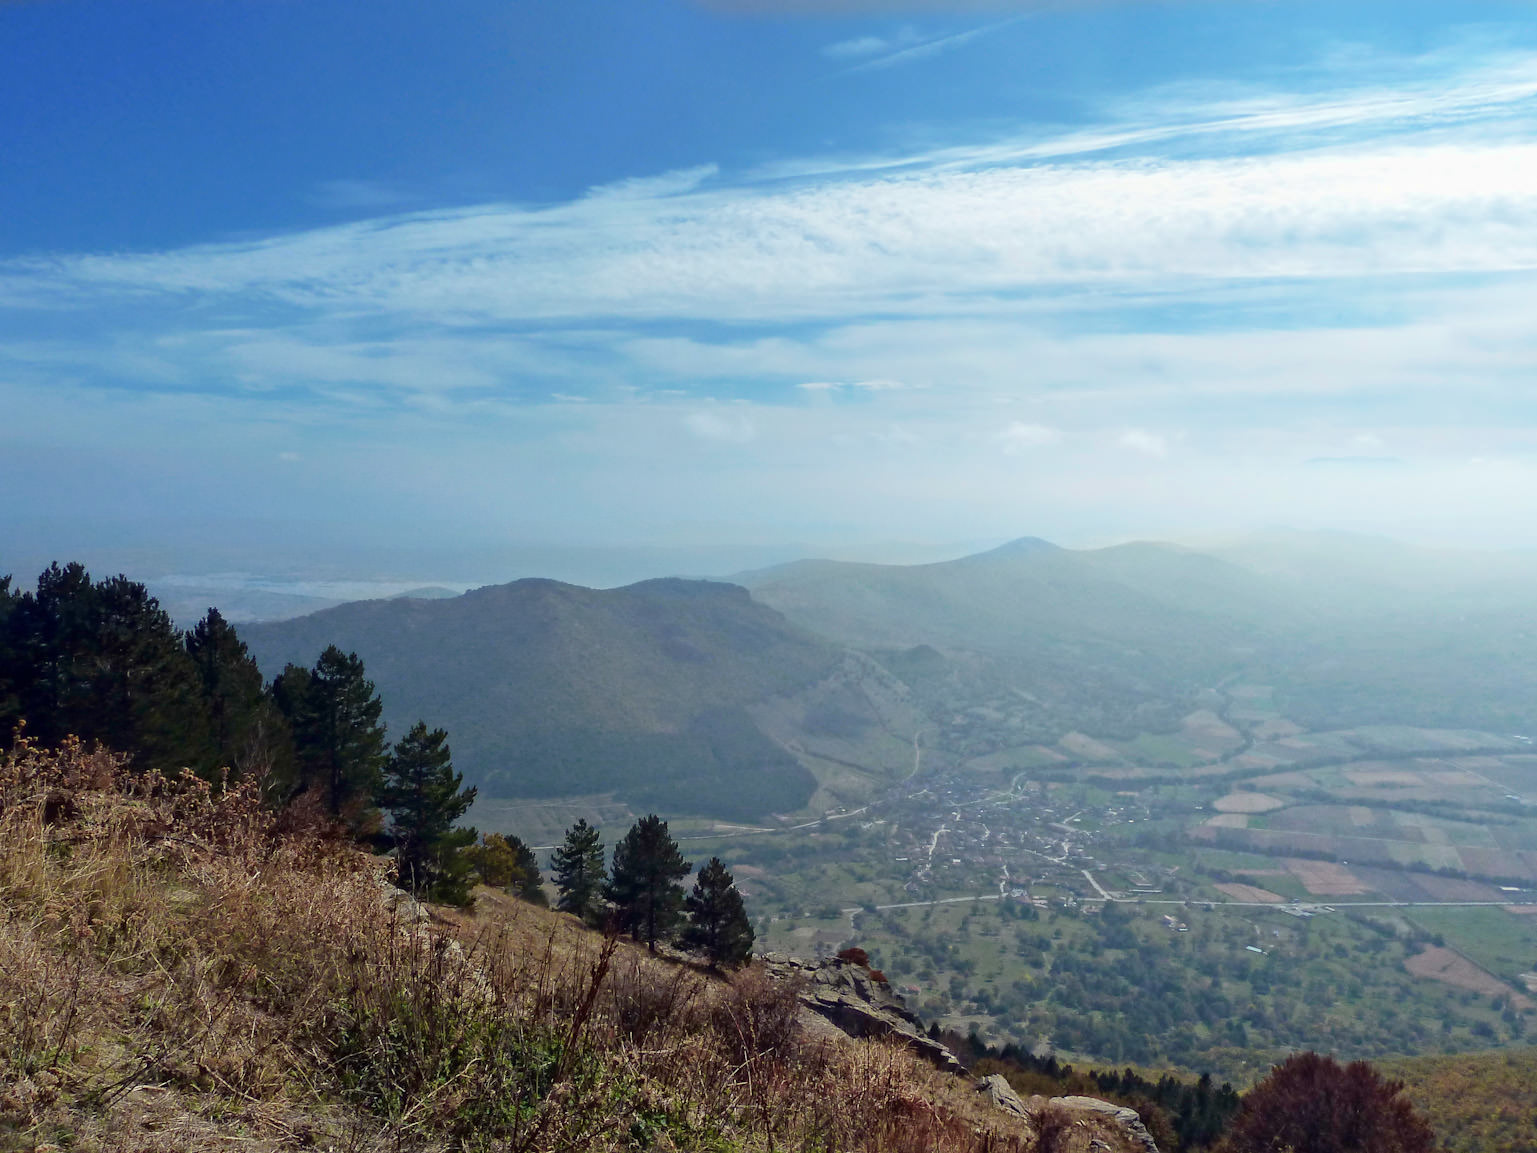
[
  {"x1": 0, "y1": 563, "x2": 481, "y2": 899},
  {"x1": 0, "y1": 563, "x2": 758, "y2": 966},
  {"x1": 549, "y1": 815, "x2": 753, "y2": 968}
]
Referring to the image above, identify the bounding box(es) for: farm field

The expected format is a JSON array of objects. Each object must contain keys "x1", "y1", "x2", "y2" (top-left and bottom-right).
[
  {"x1": 499, "y1": 695, "x2": 1537, "y2": 1084},
  {"x1": 1404, "y1": 946, "x2": 1535, "y2": 1009}
]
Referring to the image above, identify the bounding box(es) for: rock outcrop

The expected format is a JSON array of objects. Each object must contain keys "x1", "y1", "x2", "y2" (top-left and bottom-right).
[
  {"x1": 977, "y1": 1073, "x2": 1030, "y2": 1118},
  {"x1": 1048, "y1": 1096, "x2": 1161, "y2": 1153},
  {"x1": 975, "y1": 1085, "x2": 1161, "y2": 1153},
  {"x1": 381, "y1": 883, "x2": 430, "y2": 924},
  {"x1": 760, "y1": 952, "x2": 966, "y2": 1074}
]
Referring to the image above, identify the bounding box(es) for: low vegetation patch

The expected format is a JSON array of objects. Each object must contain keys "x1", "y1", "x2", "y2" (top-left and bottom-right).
[{"x1": 0, "y1": 734, "x2": 1044, "y2": 1152}]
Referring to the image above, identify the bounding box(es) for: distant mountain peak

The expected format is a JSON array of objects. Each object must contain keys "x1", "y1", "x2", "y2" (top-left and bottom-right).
[
  {"x1": 966, "y1": 536, "x2": 1060, "y2": 561},
  {"x1": 390, "y1": 586, "x2": 463, "y2": 600}
]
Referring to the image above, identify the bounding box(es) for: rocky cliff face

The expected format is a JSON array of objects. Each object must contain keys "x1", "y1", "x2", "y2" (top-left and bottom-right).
[
  {"x1": 977, "y1": 1077, "x2": 1162, "y2": 1153},
  {"x1": 761, "y1": 951, "x2": 1161, "y2": 1153},
  {"x1": 760, "y1": 952, "x2": 966, "y2": 1074}
]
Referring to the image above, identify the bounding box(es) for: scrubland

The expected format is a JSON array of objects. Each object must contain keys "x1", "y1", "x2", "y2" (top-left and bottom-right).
[{"x1": 0, "y1": 735, "x2": 1079, "y2": 1153}]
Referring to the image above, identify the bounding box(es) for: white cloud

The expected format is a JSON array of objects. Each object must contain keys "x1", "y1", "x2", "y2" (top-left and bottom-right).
[
  {"x1": 15, "y1": 35, "x2": 1537, "y2": 555},
  {"x1": 1119, "y1": 429, "x2": 1168, "y2": 458},
  {"x1": 685, "y1": 409, "x2": 757, "y2": 443},
  {"x1": 583, "y1": 164, "x2": 719, "y2": 201},
  {"x1": 871, "y1": 423, "x2": 921, "y2": 446},
  {"x1": 17, "y1": 132, "x2": 1537, "y2": 330},
  {"x1": 308, "y1": 180, "x2": 414, "y2": 210},
  {"x1": 838, "y1": 18, "x2": 1018, "y2": 74},
  {"x1": 999, "y1": 422, "x2": 1061, "y2": 451},
  {"x1": 796, "y1": 378, "x2": 909, "y2": 392},
  {"x1": 822, "y1": 35, "x2": 889, "y2": 60}
]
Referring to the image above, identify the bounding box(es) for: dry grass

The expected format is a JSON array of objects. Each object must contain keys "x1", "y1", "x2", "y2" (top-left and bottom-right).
[{"x1": 1, "y1": 735, "x2": 1055, "y2": 1152}]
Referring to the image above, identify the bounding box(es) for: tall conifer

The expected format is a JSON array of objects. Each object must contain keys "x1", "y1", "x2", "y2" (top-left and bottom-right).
[
  {"x1": 380, "y1": 721, "x2": 477, "y2": 903},
  {"x1": 186, "y1": 607, "x2": 289, "y2": 782},
  {"x1": 681, "y1": 856, "x2": 754, "y2": 968},
  {"x1": 606, "y1": 814, "x2": 690, "y2": 950},
  {"x1": 3, "y1": 565, "x2": 209, "y2": 770},
  {"x1": 275, "y1": 645, "x2": 387, "y2": 828},
  {"x1": 0, "y1": 574, "x2": 20, "y2": 737},
  {"x1": 551, "y1": 819, "x2": 607, "y2": 925}
]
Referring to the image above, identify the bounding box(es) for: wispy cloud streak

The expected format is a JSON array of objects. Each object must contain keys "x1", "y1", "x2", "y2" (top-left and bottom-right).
[{"x1": 835, "y1": 16, "x2": 1022, "y2": 73}]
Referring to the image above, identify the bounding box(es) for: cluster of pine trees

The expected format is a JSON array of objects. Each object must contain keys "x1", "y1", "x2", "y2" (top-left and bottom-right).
[
  {"x1": 549, "y1": 816, "x2": 755, "y2": 968},
  {"x1": 0, "y1": 564, "x2": 760, "y2": 955},
  {"x1": 0, "y1": 564, "x2": 477, "y2": 900}
]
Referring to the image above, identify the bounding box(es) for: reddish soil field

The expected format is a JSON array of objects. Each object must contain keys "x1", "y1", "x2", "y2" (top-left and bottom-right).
[
  {"x1": 1285, "y1": 858, "x2": 1371, "y2": 896},
  {"x1": 1404, "y1": 946, "x2": 1535, "y2": 1009}
]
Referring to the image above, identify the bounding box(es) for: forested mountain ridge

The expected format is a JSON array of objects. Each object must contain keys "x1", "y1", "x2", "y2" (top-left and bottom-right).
[
  {"x1": 243, "y1": 577, "x2": 841, "y2": 819},
  {"x1": 739, "y1": 534, "x2": 1537, "y2": 735},
  {"x1": 239, "y1": 532, "x2": 1537, "y2": 828},
  {"x1": 738, "y1": 537, "x2": 1301, "y2": 659}
]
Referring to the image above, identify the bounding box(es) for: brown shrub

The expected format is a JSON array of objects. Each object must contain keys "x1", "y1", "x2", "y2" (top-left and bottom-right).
[
  {"x1": 1221, "y1": 1051, "x2": 1438, "y2": 1153},
  {"x1": 711, "y1": 962, "x2": 806, "y2": 1067}
]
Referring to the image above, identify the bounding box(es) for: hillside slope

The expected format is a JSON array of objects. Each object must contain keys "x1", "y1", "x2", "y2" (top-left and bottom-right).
[
  {"x1": 243, "y1": 577, "x2": 843, "y2": 819},
  {"x1": 741, "y1": 535, "x2": 1537, "y2": 735},
  {"x1": 0, "y1": 737, "x2": 1129, "y2": 1153},
  {"x1": 1384, "y1": 1049, "x2": 1537, "y2": 1153}
]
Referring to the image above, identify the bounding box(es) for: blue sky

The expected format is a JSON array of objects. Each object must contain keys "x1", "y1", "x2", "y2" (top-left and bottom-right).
[{"x1": 5, "y1": 0, "x2": 1537, "y2": 584}]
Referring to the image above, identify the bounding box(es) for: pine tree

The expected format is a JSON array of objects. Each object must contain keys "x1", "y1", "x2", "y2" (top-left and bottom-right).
[
  {"x1": 551, "y1": 819, "x2": 607, "y2": 925},
  {"x1": 2, "y1": 565, "x2": 210, "y2": 771},
  {"x1": 505, "y1": 833, "x2": 547, "y2": 905},
  {"x1": 0, "y1": 574, "x2": 21, "y2": 738},
  {"x1": 11, "y1": 562, "x2": 101, "y2": 748},
  {"x1": 379, "y1": 721, "x2": 478, "y2": 903},
  {"x1": 186, "y1": 607, "x2": 291, "y2": 782},
  {"x1": 681, "y1": 856, "x2": 754, "y2": 968},
  {"x1": 93, "y1": 575, "x2": 205, "y2": 761},
  {"x1": 606, "y1": 814, "x2": 690, "y2": 950},
  {"x1": 274, "y1": 646, "x2": 388, "y2": 829}
]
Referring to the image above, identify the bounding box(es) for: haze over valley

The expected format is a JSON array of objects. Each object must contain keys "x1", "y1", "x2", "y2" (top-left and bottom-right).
[
  {"x1": 9, "y1": 0, "x2": 1537, "y2": 1148},
  {"x1": 219, "y1": 529, "x2": 1537, "y2": 1083}
]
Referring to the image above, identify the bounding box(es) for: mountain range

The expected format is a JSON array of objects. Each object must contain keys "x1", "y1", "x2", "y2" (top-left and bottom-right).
[{"x1": 241, "y1": 533, "x2": 1537, "y2": 823}]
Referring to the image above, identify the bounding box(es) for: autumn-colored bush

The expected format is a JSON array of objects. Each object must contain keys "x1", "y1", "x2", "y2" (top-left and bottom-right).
[{"x1": 1220, "y1": 1052, "x2": 1438, "y2": 1153}]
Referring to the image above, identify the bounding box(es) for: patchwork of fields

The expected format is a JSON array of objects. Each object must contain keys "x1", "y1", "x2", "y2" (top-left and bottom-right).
[{"x1": 486, "y1": 684, "x2": 1537, "y2": 1083}]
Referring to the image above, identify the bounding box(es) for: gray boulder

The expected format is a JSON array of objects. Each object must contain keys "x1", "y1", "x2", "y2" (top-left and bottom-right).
[
  {"x1": 383, "y1": 885, "x2": 430, "y2": 923},
  {"x1": 1051, "y1": 1096, "x2": 1161, "y2": 1153},
  {"x1": 976, "y1": 1074, "x2": 1029, "y2": 1118},
  {"x1": 762, "y1": 954, "x2": 966, "y2": 1075}
]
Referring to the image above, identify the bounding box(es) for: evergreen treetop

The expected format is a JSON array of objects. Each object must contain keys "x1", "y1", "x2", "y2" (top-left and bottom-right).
[
  {"x1": 681, "y1": 856, "x2": 754, "y2": 969},
  {"x1": 186, "y1": 607, "x2": 285, "y2": 781},
  {"x1": 606, "y1": 814, "x2": 690, "y2": 951},
  {"x1": 274, "y1": 645, "x2": 387, "y2": 829},
  {"x1": 551, "y1": 818, "x2": 607, "y2": 925},
  {"x1": 0, "y1": 564, "x2": 211, "y2": 772},
  {"x1": 379, "y1": 720, "x2": 478, "y2": 903}
]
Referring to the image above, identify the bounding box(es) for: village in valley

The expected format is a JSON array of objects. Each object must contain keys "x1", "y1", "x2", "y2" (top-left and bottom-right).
[{"x1": 705, "y1": 688, "x2": 1537, "y2": 1081}]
